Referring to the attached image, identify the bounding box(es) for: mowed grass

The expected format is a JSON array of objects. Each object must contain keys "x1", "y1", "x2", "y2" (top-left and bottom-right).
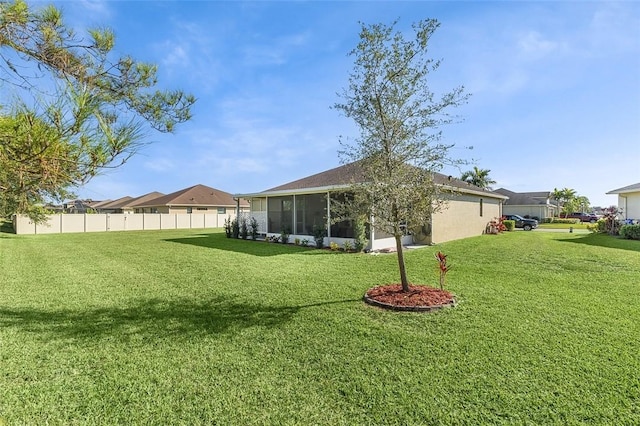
[{"x1": 1, "y1": 229, "x2": 639, "y2": 425}]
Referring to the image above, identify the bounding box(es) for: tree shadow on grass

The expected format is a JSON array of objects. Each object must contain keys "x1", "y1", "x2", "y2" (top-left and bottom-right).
[
  {"x1": 0, "y1": 297, "x2": 358, "y2": 342},
  {"x1": 164, "y1": 232, "x2": 337, "y2": 257},
  {"x1": 555, "y1": 233, "x2": 640, "y2": 253}
]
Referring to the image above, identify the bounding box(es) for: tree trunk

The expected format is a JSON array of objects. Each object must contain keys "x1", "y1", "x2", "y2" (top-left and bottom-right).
[{"x1": 395, "y1": 233, "x2": 409, "y2": 292}]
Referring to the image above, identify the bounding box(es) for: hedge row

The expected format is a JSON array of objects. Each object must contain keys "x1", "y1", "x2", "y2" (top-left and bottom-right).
[{"x1": 619, "y1": 224, "x2": 640, "y2": 240}]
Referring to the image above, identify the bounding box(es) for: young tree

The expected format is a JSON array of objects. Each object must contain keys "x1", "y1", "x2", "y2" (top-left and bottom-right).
[
  {"x1": 460, "y1": 166, "x2": 496, "y2": 189},
  {"x1": 334, "y1": 19, "x2": 469, "y2": 292},
  {"x1": 0, "y1": 0, "x2": 196, "y2": 221}
]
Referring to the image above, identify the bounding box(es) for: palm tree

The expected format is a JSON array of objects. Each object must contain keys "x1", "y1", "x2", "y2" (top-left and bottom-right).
[
  {"x1": 552, "y1": 187, "x2": 577, "y2": 217},
  {"x1": 460, "y1": 166, "x2": 497, "y2": 189}
]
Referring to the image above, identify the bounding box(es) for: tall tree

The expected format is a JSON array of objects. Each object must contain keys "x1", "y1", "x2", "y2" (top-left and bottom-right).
[
  {"x1": 0, "y1": 0, "x2": 195, "y2": 221},
  {"x1": 460, "y1": 166, "x2": 496, "y2": 189},
  {"x1": 334, "y1": 19, "x2": 469, "y2": 292}
]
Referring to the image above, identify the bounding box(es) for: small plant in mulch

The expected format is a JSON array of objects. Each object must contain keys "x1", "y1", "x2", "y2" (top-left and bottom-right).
[{"x1": 434, "y1": 251, "x2": 452, "y2": 290}]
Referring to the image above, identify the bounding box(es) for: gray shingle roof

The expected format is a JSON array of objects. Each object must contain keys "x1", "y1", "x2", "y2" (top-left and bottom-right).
[
  {"x1": 247, "y1": 162, "x2": 504, "y2": 199},
  {"x1": 607, "y1": 183, "x2": 640, "y2": 194}
]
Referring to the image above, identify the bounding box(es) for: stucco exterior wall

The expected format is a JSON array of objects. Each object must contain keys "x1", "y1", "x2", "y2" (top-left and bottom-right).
[
  {"x1": 431, "y1": 194, "x2": 502, "y2": 244},
  {"x1": 619, "y1": 193, "x2": 640, "y2": 220}
]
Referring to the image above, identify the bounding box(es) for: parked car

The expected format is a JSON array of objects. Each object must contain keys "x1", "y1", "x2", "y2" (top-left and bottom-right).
[
  {"x1": 564, "y1": 212, "x2": 598, "y2": 223},
  {"x1": 502, "y1": 214, "x2": 538, "y2": 231}
]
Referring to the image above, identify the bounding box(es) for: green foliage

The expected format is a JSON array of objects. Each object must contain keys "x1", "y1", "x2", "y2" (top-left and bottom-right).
[
  {"x1": 249, "y1": 217, "x2": 259, "y2": 240},
  {"x1": 460, "y1": 166, "x2": 496, "y2": 189},
  {"x1": 0, "y1": 0, "x2": 195, "y2": 221},
  {"x1": 239, "y1": 216, "x2": 248, "y2": 240},
  {"x1": 294, "y1": 238, "x2": 301, "y2": 246},
  {"x1": 223, "y1": 216, "x2": 232, "y2": 238},
  {"x1": 353, "y1": 215, "x2": 368, "y2": 252},
  {"x1": 313, "y1": 225, "x2": 326, "y2": 249},
  {"x1": 231, "y1": 218, "x2": 239, "y2": 239},
  {"x1": 342, "y1": 240, "x2": 353, "y2": 252},
  {"x1": 503, "y1": 220, "x2": 515, "y2": 231},
  {"x1": 329, "y1": 241, "x2": 340, "y2": 251},
  {"x1": 619, "y1": 224, "x2": 640, "y2": 240},
  {"x1": 280, "y1": 229, "x2": 290, "y2": 244},
  {"x1": 300, "y1": 239, "x2": 309, "y2": 247}
]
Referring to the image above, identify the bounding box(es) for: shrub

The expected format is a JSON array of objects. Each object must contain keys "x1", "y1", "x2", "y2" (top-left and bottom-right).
[
  {"x1": 313, "y1": 225, "x2": 326, "y2": 249},
  {"x1": 619, "y1": 224, "x2": 640, "y2": 240},
  {"x1": 223, "y1": 216, "x2": 232, "y2": 238},
  {"x1": 587, "y1": 218, "x2": 606, "y2": 233},
  {"x1": 329, "y1": 242, "x2": 340, "y2": 251},
  {"x1": 353, "y1": 216, "x2": 368, "y2": 252},
  {"x1": 267, "y1": 235, "x2": 280, "y2": 243},
  {"x1": 601, "y1": 206, "x2": 623, "y2": 235},
  {"x1": 231, "y1": 218, "x2": 239, "y2": 239},
  {"x1": 503, "y1": 220, "x2": 515, "y2": 231},
  {"x1": 301, "y1": 239, "x2": 309, "y2": 247},
  {"x1": 550, "y1": 218, "x2": 580, "y2": 224},
  {"x1": 294, "y1": 238, "x2": 301, "y2": 246},
  {"x1": 280, "y1": 229, "x2": 290, "y2": 244},
  {"x1": 343, "y1": 240, "x2": 353, "y2": 252},
  {"x1": 239, "y1": 216, "x2": 248, "y2": 239},
  {"x1": 250, "y1": 217, "x2": 259, "y2": 240}
]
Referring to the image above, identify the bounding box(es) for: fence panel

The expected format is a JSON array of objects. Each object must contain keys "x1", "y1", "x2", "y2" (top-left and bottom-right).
[{"x1": 13, "y1": 212, "x2": 231, "y2": 234}]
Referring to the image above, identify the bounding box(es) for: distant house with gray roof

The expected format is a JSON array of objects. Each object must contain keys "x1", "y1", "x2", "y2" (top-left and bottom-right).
[{"x1": 493, "y1": 188, "x2": 557, "y2": 220}]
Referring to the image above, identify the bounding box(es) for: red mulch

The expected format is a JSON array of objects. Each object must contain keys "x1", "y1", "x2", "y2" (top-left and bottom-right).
[{"x1": 365, "y1": 284, "x2": 455, "y2": 308}]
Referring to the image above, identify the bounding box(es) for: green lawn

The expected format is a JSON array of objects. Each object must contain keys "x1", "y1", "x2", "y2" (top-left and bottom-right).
[{"x1": 1, "y1": 229, "x2": 639, "y2": 425}]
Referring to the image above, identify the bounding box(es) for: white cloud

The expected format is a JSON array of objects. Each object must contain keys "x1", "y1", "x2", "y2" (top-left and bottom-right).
[
  {"x1": 517, "y1": 31, "x2": 561, "y2": 60},
  {"x1": 143, "y1": 158, "x2": 176, "y2": 172}
]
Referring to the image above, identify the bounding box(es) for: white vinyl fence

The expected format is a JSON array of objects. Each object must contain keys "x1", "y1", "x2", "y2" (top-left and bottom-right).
[{"x1": 13, "y1": 213, "x2": 231, "y2": 235}]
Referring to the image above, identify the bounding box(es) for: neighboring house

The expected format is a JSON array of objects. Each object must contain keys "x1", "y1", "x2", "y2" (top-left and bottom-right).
[
  {"x1": 94, "y1": 196, "x2": 134, "y2": 214},
  {"x1": 63, "y1": 199, "x2": 98, "y2": 213},
  {"x1": 120, "y1": 192, "x2": 165, "y2": 214},
  {"x1": 606, "y1": 183, "x2": 640, "y2": 221},
  {"x1": 235, "y1": 162, "x2": 507, "y2": 250},
  {"x1": 134, "y1": 184, "x2": 249, "y2": 215},
  {"x1": 493, "y1": 188, "x2": 557, "y2": 220}
]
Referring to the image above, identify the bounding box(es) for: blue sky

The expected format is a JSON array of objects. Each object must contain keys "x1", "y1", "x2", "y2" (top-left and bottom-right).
[{"x1": 47, "y1": 0, "x2": 639, "y2": 208}]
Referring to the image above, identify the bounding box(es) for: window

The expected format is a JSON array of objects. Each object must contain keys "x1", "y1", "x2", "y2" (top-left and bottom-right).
[
  {"x1": 217, "y1": 207, "x2": 226, "y2": 214},
  {"x1": 197, "y1": 207, "x2": 208, "y2": 211},
  {"x1": 186, "y1": 207, "x2": 193, "y2": 214}
]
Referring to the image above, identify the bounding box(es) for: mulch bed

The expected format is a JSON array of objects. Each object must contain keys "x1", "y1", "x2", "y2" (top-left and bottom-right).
[{"x1": 363, "y1": 284, "x2": 456, "y2": 312}]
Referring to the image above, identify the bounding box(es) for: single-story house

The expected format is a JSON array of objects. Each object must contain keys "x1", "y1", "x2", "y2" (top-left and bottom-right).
[
  {"x1": 235, "y1": 162, "x2": 508, "y2": 250},
  {"x1": 606, "y1": 183, "x2": 640, "y2": 221},
  {"x1": 119, "y1": 191, "x2": 165, "y2": 214},
  {"x1": 493, "y1": 188, "x2": 557, "y2": 220},
  {"x1": 134, "y1": 184, "x2": 249, "y2": 215},
  {"x1": 94, "y1": 196, "x2": 134, "y2": 214}
]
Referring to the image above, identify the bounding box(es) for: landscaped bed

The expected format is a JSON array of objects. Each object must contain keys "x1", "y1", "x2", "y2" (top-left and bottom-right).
[{"x1": 0, "y1": 229, "x2": 639, "y2": 424}]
